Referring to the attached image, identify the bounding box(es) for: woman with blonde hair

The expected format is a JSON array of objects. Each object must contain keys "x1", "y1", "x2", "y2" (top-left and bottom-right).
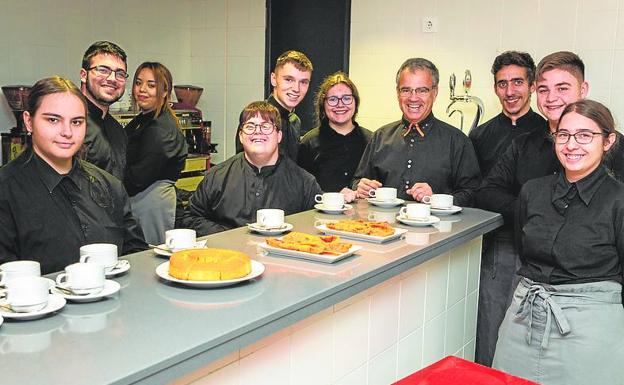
[{"x1": 124, "y1": 62, "x2": 188, "y2": 245}]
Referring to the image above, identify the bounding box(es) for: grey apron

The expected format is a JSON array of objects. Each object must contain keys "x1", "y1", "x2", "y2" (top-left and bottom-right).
[
  {"x1": 129, "y1": 180, "x2": 176, "y2": 245},
  {"x1": 493, "y1": 277, "x2": 624, "y2": 385}
]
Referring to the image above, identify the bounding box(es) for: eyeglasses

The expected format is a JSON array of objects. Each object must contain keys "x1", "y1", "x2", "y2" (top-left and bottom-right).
[
  {"x1": 398, "y1": 87, "x2": 435, "y2": 97},
  {"x1": 326, "y1": 94, "x2": 354, "y2": 106},
  {"x1": 87, "y1": 65, "x2": 129, "y2": 81},
  {"x1": 552, "y1": 130, "x2": 606, "y2": 144},
  {"x1": 241, "y1": 122, "x2": 276, "y2": 135}
]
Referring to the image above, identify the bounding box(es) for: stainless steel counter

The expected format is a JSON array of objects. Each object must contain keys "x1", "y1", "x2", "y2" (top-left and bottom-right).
[{"x1": 0, "y1": 201, "x2": 501, "y2": 385}]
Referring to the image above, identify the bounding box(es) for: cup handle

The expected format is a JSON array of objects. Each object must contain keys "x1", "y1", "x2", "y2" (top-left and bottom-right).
[
  {"x1": 422, "y1": 196, "x2": 432, "y2": 204},
  {"x1": 399, "y1": 207, "x2": 407, "y2": 216},
  {"x1": 368, "y1": 190, "x2": 376, "y2": 198},
  {"x1": 56, "y1": 273, "x2": 69, "y2": 287},
  {"x1": 0, "y1": 290, "x2": 10, "y2": 306},
  {"x1": 80, "y1": 254, "x2": 91, "y2": 263},
  {"x1": 166, "y1": 238, "x2": 175, "y2": 249},
  {"x1": 314, "y1": 194, "x2": 323, "y2": 204}
]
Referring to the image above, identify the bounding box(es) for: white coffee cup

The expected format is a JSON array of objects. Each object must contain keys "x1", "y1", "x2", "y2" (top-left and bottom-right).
[
  {"x1": 369, "y1": 187, "x2": 397, "y2": 201},
  {"x1": 56, "y1": 263, "x2": 105, "y2": 295},
  {"x1": 423, "y1": 194, "x2": 454, "y2": 209},
  {"x1": 79, "y1": 243, "x2": 118, "y2": 270},
  {"x1": 165, "y1": 229, "x2": 197, "y2": 251},
  {"x1": 367, "y1": 211, "x2": 397, "y2": 223},
  {"x1": 314, "y1": 193, "x2": 345, "y2": 209},
  {"x1": 0, "y1": 276, "x2": 50, "y2": 312},
  {"x1": 256, "y1": 209, "x2": 285, "y2": 228},
  {"x1": 0, "y1": 260, "x2": 41, "y2": 284},
  {"x1": 400, "y1": 203, "x2": 431, "y2": 220}
]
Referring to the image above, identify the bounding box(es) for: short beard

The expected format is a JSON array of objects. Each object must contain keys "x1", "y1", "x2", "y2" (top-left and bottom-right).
[{"x1": 85, "y1": 76, "x2": 123, "y2": 107}]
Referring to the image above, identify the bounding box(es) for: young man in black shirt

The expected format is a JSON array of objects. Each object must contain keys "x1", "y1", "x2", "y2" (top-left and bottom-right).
[
  {"x1": 352, "y1": 58, "x2": 480, "y2": 207},
  {"x1": 79, "y1": 41, "x2": 129, "y2": 181},
  {"x1": 235, "y1": 50, "x2": 313, "y2": 161}
]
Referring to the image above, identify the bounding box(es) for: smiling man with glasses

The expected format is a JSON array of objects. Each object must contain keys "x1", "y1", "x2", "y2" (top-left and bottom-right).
[
  {"x1": 352, "y1": 57, "x2": 480, "y2": 207},
  {"x1": 181, "y1": 101, "x2": 321, "y2": 235},
  {"x1": 79, "y1": 41, "x2": 128, "y2": 180}
]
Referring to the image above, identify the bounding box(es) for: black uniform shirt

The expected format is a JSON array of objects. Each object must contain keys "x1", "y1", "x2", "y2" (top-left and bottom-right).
[
  {"x1": 181, "y1": 153, "x2": 322, "y2": 236},
  {"x1": 516, "y1": 166, "x2": 624, "y2": 285},
  {"x1": 298, "y1": 120, "x2": 372, "y2": 192},
  {"x1": 0, "y1": 148, "x2": 147, "y2": 274},
  {"x1": 469, "y1": 109, "x2": 546, "y2": 175},
  {"x1": 235, "y1": 95, "x2": 301, "y2": 161},
  {"x1": 351, "y1": 113, "x2": 481, "y2": 207},
  {"x1": 83, "y1": 98, "x2": 127, "y2": 181},
  {"x1": 124, "y1": 110, "x2": 188, "y2": 196}
]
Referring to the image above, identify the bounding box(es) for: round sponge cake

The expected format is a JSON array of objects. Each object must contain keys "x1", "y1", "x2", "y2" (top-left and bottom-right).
[{"x1": 169, "y1": 248, "x2": 252, "y2": 281}]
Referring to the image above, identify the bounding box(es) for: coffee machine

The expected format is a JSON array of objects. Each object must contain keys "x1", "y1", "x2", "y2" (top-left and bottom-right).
[{"x1": 1, "y1": 85, "x2": 31, "y2": 165}]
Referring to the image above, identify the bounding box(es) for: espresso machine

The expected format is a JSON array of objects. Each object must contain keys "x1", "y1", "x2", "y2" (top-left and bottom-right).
[
  {"x1": 1, "y1": 85, "x2": 31, "y2": 165},
  {"x1": 172, "y1": 85, "x2": 218, "y2": 156}
]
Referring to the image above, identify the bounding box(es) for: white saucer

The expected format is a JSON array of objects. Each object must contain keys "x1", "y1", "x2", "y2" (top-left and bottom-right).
[
  {"x1": 429, "y1": 205, "x2": 462, "y2": 215},
  {"x1": 367, "y1": 198, "x2": 405, "y2": 208},
  {"x1": 105, "y1": 260, "x2": 130, "y2": 277},
  {"x1": 396, "y1": 215, "x2": 440, "y2": 227},
  {"x1": 155, "y1": 260, "x2": 265, "y2": 288},
  {"x1": 0, "y1": 294, "x2": 66, "y2": 320},
  {"x1": 314, "y1": 203, "x2": 353, "y2": 214},
  {"x1": 51, "y1": 280, "x2": 121, "y2": 303},
  {"x1": 153, "y1": 240, "x2": 208, "y2": 257},
  {"x1": 247, "y1": 222, "x2": 294, "y2": 235}
]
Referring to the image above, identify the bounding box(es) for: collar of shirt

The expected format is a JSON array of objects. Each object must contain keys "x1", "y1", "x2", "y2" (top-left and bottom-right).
[
  {"x1": 33, "y1": 152, "x2": 82, "y2": 193},
  {"x1": 552, "y1": 164, "x2": 607, "y2": 207},
  {"x1": 267, "y1": 94, "x2": 293, "y2": 122},
  {"x1": 401, "y1": 112, "x2": 435, "y2": 139},
  {"x1": 319, "y1": 118, "x2": 362, "y2": 138},
  {"x1": 243, "y1": 154, "x2": 282, "y2": 176},
  {"x1": 86, "y1": 98, "x2": 107, "y2": 122},
  {"x1": 498, "y1": 108, "x2": 538, "y2": 128}
]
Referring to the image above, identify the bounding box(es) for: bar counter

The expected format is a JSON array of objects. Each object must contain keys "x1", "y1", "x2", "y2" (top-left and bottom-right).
[{"x1": 0, "y1": 201, "x2": 501, "y2": 385}]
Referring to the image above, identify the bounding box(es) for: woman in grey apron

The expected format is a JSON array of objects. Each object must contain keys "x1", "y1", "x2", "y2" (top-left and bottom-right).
[
  {"x1": 492, "y1": 99, "x2": 624, "y2": 385},
  {"x1": 124, "y1": 62, "x2": 188, "y2": 245}
]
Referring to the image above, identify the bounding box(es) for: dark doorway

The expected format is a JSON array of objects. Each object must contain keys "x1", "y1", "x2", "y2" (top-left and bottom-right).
[{"x1": 266, "y1": 0, "x2": 351, "y2": 134}]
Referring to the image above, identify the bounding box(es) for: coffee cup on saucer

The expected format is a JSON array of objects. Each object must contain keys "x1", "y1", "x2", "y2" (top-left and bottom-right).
[
  {"x1": 400, "y1": 203, "x2": 431, "y2": 220},
  {"x1": 165, "y1": 229, "x2": 197, "y2": 251},
  {"x1": 0, "y1": 260, "x2": 41, "y2": 285},
  {"x1": 0, "y1": 276, "x2": 50, "y2": 312},
  {"x1": 256, "y1": 209, "x2": 285, "y2": 228},
  {"x1": 369, "y1": 187, "x2": 397, "y2": 201},
  {"x1": 422, "y1": 194, "x2": 454, "y2": 209},
  {"x1": 367, "y1": 211, "x2": 397, "y2": 223},
  {"x1": 314, "y1": 193, "x2": 345, "y2": 210},
  {"x1": 56, "y1": 263, "x2": 105, "y2": 295},
  {"x1": 79, "y1": 243, "x2": 118, "y2": 271}
]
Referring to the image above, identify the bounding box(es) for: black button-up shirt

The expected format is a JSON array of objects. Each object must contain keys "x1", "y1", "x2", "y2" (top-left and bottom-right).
[
  {"x1": 298, "y1": 119, "x2": 372, "y2": 192},
  {"x1": 352, "y1": 113, "x2": 481, "y2": 207},
  {"x1": 469, "y1": 109, "x2": 546, "y2": 175},
  {"x1": 83, "y1": 98, "x2": 127, "y2": 181},
  {"x1": 235, "y1": 95, "x2": 301, "y2": 161},
  {"x1": 516, "y1": 166, "x2": 624, "y2": 285},
  {"x1": 124, "y1": 110, "x2": 188, "y2": 196},
  {"x1": 0, "y1": 148, "x2": 147, "y2": 274},
  {"x1": 181, "y1": 153, "x2": 322, "y2": 236},
  {"x1": 478, "y1": 126, "x2": 624, "y2": 227}
]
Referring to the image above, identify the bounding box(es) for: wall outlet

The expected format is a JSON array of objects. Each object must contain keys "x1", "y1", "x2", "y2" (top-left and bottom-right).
[{"x1": 422, "y1": 17, "x2": 439, "y2": 33}]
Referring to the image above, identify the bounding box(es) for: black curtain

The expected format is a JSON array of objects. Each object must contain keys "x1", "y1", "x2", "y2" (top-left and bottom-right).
[{"x1": 266, "y1": 0, "x2": 351, "y2": 134}]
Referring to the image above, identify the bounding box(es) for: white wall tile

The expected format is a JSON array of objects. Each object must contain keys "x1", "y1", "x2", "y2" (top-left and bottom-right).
[
  {"x1": 445, "y1": 299, "x2": 466, "y2": 355},
  {"x1": 398, "y1": 268, "x2": 426, "y2": 339},
  {"x1": 467, "y1": 237, "x2": 482, "y2": 294},
  {"x1": 581, "y1": 50, "x2": 615, "y2": 90},
  {"x1": 369, "y1": 282, "x2": 400, "y2": 357},
  {"x1": 239, "y1": 335, "x2": 291, "y2": 385},
  {"x1": 464, "y1": 290, "x2": 479, "y2": 344},
  {"x1": 447, "y1": 243, "x2": 469, "y2": 307},
  {"x1": 397, "y1": 328, "x2": 423, "y2": 379},
  {"x1": 290, "y1": 315, "x2": 333, "y2": 385},
  {"x1": 536, "y1": 0, "x2": 578, "y2": 53},
  {"x1": 334, "y1": 364, "x2": 367, "y2": 385},
  {"x1": 422, "y1": 313, "x2": 446, "y2": 367},
  {"x1": 577, "y1": 11, "x2": 617, "y2": 50},
  {"x1": 424, "y1": 252, "x2": 449, "y2": 322},
  {"x1": 333, "y1": 297, "x2": 370, "y2": 381},
  {"x1": 368, "y1": 345, "x2": 397, "y2": 385}
]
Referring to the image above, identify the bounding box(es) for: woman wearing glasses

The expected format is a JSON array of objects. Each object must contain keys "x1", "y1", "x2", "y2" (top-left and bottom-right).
[
  {"x1": 123, "y1": 62, "x2": 188, "y2": 245},
  {"x1": 180, "y1": 101, "x2": 321, "y2": 236},
  {"x1": 0, "y1": 76, "x2": 147, "y2": 274},
  {"x1": 493, "y1": 100, "x2": 624, "y2": 384},
  {"x1": 298, "y1": 72, "x2": 371, "y2": 196}
]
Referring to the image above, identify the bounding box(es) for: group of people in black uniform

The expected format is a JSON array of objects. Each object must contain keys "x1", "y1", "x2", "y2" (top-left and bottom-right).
[{"x1": 0, "y1": 39, "x2": 622, "y2": 384}]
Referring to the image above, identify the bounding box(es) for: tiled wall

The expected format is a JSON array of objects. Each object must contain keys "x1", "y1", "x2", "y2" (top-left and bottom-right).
[
  {"x1": 350, "y1": 0, "x2": 624, "y2": 133},
  {"x1": 0, "y1": 0, "x2": 265, "y2": 163},
  {"x1": 174, "y1": 237, "x2": 482, "y2": 385}
]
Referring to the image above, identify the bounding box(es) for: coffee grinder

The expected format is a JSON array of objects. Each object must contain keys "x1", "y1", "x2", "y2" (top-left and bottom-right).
[{"x1": 1, "y1": 85, "x2": 32, "y2": 165}]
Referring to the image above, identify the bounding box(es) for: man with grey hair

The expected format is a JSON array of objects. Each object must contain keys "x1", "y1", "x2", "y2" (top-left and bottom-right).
[{"x1": 352, "y1": 57, "x2": 480, "y2": 207}]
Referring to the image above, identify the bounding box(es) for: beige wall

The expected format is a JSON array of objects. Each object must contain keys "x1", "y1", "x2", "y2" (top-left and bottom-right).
[
  {"x1": 350, "y1": 0, "x2": 624, "y2": 133},
  {"x1": 0, "y1": 0, "x2": 266, "y2": 163}
]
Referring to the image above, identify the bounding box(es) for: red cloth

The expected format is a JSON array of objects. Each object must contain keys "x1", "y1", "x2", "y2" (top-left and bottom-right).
[{"x1": 393, "y1": 356, "x2": 540, "y2": 385}]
